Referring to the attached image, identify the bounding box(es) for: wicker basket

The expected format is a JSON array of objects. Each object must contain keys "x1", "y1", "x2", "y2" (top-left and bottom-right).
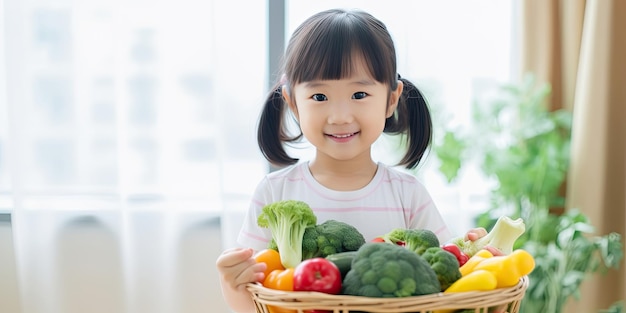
[{"x1": 247, "y1": 276, "x2": 529, "y2": 313}]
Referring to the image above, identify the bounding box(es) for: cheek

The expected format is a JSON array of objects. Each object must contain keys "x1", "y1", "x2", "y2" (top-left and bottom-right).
[{"x1": 295, "y1": 108, "x2": 321, "y2": 131}]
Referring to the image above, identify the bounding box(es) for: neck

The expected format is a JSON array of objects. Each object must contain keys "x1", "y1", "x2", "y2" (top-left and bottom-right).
[{"x1": 308, "y1": 154, "x2": 378, "y2": 191}]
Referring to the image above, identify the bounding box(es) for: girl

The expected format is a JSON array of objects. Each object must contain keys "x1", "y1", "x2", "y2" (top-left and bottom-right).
[{"x1": 216, "y1": 8, "x2": 487, "y2": 313}]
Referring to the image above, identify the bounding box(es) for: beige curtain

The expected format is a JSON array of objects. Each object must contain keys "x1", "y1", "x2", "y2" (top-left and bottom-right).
[{"x1": 521, "y1": 0, "x2": 626, "y2": 311}]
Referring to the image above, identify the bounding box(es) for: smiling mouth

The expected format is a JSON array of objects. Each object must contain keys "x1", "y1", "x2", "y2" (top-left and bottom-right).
[{"x1": 328, "y1": 132, "x2": 359, "y2": 138}]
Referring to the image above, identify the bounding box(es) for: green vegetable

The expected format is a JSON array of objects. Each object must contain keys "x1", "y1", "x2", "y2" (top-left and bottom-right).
[
  {"x1": 342, "y1": 243, "x2": 441, "y2": 297},
  {"x1": 325, "y1": 251, "x2": 357, "y2": 279},
  {"x1": 379, "y1": 228, "x2": 440, "y2": 255},
  {"x1": 308, "y1": 219, "x2": 366, "y2": 258},
  {"x1": 421, "y1": 247, "x2": 462, "y2": 291},
  {"x1": 271, "y1": 219, "x2": 366, "y2": 260},
  {"x1": 257, "y1": 200, "x2": 317, "y2": 268},
  {"x1": 451, "y1": 216, "x2": 525, "y2": 257}
]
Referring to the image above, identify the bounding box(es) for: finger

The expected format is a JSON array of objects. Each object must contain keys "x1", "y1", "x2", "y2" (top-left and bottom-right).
[
  {"x1": 465, "y1": 227, "x2": 487, "y2": 241},
  {"x1": 226, "y1": 260, "x2": 266, "y2": 289},
  {"x1": 466, "y1": 232, "x2": 478, "y2": 241},
  {"x1": 216, "y1": 248, "x2": 254, "y2": 268},
  {"x1": 484, "y1": 246, "x2": 504, "y2": 256}
]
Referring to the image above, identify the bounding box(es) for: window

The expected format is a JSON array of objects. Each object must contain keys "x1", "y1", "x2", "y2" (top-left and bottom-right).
[
  {"x1": 1, "y1": 0, "x2": 515, "y2": 235},
  {"x1": 0, "y1": 0, "x2": 267, "y2": 214}
]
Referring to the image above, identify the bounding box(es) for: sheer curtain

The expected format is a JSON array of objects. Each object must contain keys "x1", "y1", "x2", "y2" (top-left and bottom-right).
[
  {"x1": 1, "y1": 1, "x2": 515, "y2": 313},
  {"x1": 1, "y1": 0, "x2": 266, "y2": 312}
]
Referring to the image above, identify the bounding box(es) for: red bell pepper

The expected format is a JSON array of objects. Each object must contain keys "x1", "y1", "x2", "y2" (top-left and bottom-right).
[{"x1": 442, "y1": 243, "x2": 469, "y2": 266}]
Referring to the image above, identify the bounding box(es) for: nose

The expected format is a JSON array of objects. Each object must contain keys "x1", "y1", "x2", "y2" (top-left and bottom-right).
[{"x1": 327, "y1": 101, "x2": 354, "y2": 125}]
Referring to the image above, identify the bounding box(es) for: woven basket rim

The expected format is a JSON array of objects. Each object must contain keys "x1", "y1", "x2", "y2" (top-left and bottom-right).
[{"x1": 247, "y1": 276, "x2": 529, "y2": 312}]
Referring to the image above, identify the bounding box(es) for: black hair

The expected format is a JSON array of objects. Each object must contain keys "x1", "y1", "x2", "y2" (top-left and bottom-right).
[{"x1": 257, "y1": 9, "x2": 432, "y2": 169}]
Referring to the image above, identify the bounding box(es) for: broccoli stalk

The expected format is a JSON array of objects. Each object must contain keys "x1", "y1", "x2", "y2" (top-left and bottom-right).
[
  {"x1": 451, "y1": 216, "x2": 526, "y2": 257},
  {"x1": 257, "y1": 200, "x2": 317, "y2": 268}
]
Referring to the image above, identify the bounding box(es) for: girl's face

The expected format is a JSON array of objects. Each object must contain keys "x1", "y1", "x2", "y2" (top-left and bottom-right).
[{"x1": 283, "y1": 58, "x2": 402, "y2": 165}]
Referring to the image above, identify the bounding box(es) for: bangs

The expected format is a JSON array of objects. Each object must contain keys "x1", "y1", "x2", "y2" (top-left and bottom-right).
[{"x1": 284, "y1": 10, "x2": 396, "y2": 86}]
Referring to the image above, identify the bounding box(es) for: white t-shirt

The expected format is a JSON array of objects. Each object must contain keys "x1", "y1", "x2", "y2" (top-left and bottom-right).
[{"x1": 237, "y1": 161, "x2": 453, "y2": 251}]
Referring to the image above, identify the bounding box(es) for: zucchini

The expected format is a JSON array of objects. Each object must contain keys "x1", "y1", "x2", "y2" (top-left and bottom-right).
[{"x1": 325, "y1": 251, "x2": 358, "y2": 279}]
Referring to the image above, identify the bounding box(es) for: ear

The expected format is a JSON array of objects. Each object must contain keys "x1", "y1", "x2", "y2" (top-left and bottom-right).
[
  {"x1": 282, "y1": 85, "x2": 299, "y2": 120},
  {"x1": 386, "y1": 80, "x2": 403, "y2": 118}
]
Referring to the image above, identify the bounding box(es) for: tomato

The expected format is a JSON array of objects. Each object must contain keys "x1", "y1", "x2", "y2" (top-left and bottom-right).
[
  {"x1": 293, "y1": 258, "x2": 342, "y2": 294},
  {"x1": 254, "y1": 249, "x2": 285, "y2": 283}
]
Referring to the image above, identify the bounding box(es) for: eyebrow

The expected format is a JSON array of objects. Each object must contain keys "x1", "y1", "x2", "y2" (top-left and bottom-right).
[{"x1": 302, "y1": 79, "x2": 377, "y2": 88}]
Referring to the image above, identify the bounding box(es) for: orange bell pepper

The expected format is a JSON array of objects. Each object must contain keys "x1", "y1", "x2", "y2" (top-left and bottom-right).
[{"x1": 262, "y1": 268, "x2": 296, "y2": 313}]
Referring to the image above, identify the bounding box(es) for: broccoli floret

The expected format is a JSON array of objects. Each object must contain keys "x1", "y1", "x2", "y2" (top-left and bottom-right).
[
  {"x1": 257, "y1": 200, "x2": 317, "y2": 268},
  {"x1": 421, "y1": 246, "x2": 462, "y2": 291},
  {"x1": 301, "y1": 226, "x2": 321, "y2": 259},
  {"x1": 342, "y1": 243, "x2": 441, "y2": 297},
  {"x1": 295, "y1": 220, "x2": 366, "y2": 260},
  {"x1": 404, "y1": 228, "x2": 440, "y2": 255},
  {"x1": 379, "y1": 228, "x2": 408, "y2": 245},
  {"x1": 315, "y1": 220, "x2": 366, "y2": 254},
  {"x1": 379, "y1": 228, "x2": 440, "y2": 255}
]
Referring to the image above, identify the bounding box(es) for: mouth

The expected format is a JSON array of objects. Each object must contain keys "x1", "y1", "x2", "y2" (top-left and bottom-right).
[{"x1": 327, "y1": 132, "x2": 359, "y2": 138}]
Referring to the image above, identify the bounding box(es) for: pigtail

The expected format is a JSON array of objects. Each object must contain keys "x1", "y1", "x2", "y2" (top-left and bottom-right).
[
  {"x1": 384, "y1": 77, "x2": 433, "y2": 169},
  {"x1": 257, "y1": 83, "x2": 301, "y2": 167}
]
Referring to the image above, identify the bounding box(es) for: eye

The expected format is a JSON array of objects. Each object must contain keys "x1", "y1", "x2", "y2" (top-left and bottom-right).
[
  {"x1": 352, "y1": 92, "x2": 368, "y2": 100},
  {"x1": 312, "y1": 94, "x2": 327, "y2": 101}
]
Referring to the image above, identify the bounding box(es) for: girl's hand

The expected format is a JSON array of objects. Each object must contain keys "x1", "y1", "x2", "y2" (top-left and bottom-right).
[
  {"x1": 464, "y1": 227, "x2": 504, "y2": 256},
  {"x1": 464, "y1": 227, "x2": 487, "y2": 241},
  {"x1": 216, "y1": 247, "x2": 267, "y2": 291}
]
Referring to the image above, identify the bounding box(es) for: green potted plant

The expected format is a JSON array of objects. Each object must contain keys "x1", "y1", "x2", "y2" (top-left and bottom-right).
[{"x1": 432, "y1": 75, "x2": 623, "y2": 313}]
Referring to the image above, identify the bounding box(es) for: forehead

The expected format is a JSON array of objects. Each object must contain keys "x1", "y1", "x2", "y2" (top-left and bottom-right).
[{"x1": 296, "y1": 51, "x2": 377, "y2": 84}]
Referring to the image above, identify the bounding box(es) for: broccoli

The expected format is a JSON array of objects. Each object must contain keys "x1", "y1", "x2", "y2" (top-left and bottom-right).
[
  {"x1": 378, "y1": 228, "x2": 407, "y2": 245},
  {"x1": 379, "y1": 228, "x2": 440, "y2": 255},
  {"x1": 270, "y1": 219, "x2": 366, "y2": 260},
  {"x1": 309, "y1": 220, "x2": 366, "y2": 258},
  {"x1": 342, "y1": 243, "x2": 441, "y2": 298},
  {"x1": 421, "y1": 246, "x2": 462, "y2": 291},
  {"x1": 257, "y1": 200, "x2": 317, "y2": 268}
]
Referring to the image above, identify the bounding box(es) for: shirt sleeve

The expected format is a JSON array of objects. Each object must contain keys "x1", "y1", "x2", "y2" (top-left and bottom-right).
[
  {"x1": 236, "y1": 176, "x2": 273, "y2": 251},
  {"x1": 408, "y1": 180, "x2": 454, "y2": 244}
]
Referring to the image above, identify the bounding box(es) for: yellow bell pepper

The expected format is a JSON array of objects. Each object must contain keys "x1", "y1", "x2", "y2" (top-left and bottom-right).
[
  {"x1": 444, "y1": 269, "x2": 497, "y2": 293},
  {"x1": 473, "y1": 249, "x2": 535, "y2": 288},
  {"x1": 433, "y1": 269, "x2": 498, "y2": 313},
  {"x1": 459, "y1": 249, "x2": 494, "y2": 276}
]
